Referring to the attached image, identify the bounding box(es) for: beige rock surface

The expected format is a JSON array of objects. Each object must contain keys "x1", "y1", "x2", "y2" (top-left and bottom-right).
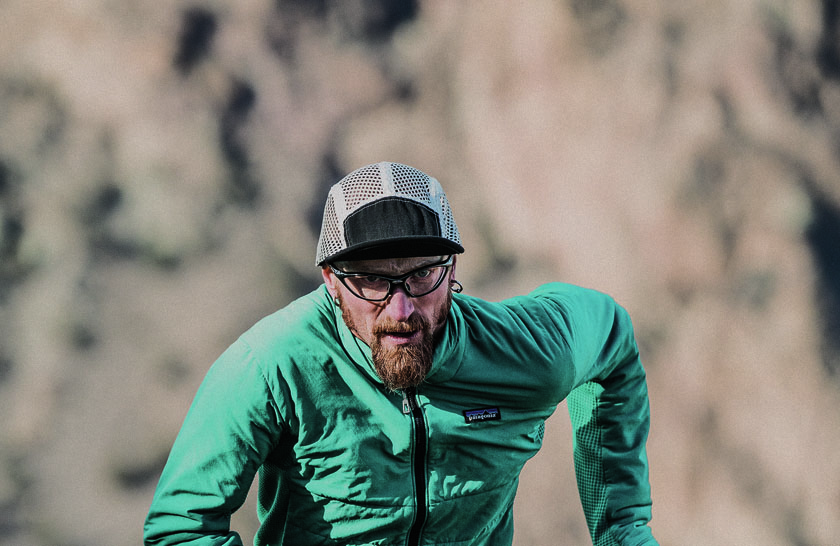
[{"x1": 1, "y1": 1, "x2": 839, "y2": 545}]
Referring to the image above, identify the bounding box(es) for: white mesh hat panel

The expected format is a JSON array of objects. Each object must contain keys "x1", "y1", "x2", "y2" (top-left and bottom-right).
[{"x1": 316, "y1": 161, "x2": 462, "y2": 265}]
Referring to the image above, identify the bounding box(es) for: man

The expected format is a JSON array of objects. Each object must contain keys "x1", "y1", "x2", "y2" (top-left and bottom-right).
[{"x1": 144, "y1": 161, "x2": 658, "y2": 545}]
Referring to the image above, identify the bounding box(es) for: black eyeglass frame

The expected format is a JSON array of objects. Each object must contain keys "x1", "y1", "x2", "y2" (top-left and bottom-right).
[{"x1": 329, "y1": 256, "x2": 455, "y2": 302}]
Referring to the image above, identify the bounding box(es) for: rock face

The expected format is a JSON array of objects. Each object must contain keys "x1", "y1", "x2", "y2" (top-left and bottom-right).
[{"x1": 1, "y1": 1, "x2": 839, "y2": 544}]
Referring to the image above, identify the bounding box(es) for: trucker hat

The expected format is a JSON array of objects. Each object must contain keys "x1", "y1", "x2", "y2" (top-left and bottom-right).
[{"x1": 316, "y1": 161, "x2": 463, "y2": 265}]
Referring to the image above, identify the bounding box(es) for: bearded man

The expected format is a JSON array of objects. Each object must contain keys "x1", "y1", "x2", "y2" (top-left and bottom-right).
[{"x1": 144, "y1": 162, "x2": 659, "y2": 546}]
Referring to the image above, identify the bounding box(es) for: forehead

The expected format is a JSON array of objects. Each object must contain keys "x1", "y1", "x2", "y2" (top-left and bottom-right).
[{"x1": 338, "y1": 255, "x2": 446, "y2": 275}]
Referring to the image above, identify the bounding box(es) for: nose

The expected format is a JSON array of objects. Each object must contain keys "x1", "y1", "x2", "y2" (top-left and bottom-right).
[{"x1": 385, "y1": 285, "x2": 415, "y2": 321}]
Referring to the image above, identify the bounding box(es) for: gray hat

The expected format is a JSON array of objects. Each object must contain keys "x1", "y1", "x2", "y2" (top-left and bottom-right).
[{"x1": 316, "y1": 162, "x2": 463, "y2": 266}]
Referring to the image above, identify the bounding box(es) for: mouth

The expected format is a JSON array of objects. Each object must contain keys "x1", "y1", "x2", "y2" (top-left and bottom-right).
[{"x1": 379, "y1": 329, "x2": 422, "y2": 345}]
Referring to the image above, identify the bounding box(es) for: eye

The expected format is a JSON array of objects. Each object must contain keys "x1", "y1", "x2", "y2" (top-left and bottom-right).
[{"x1": 412, "y1": 268, "x2": 433, "y2": 279}]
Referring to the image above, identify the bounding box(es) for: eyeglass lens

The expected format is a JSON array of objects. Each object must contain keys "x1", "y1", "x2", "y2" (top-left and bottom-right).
[{"x1": 344, "y1": 264, "x2": 447, "y2": 300}]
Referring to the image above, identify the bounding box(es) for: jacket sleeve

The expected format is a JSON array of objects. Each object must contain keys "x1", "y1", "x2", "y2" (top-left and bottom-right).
[
  {"x1": 143, "y1": 339, "x2": 284, "y2": 546},
  {"x1": 536, "y1": 283, "x2": 657, "y2": 546}
]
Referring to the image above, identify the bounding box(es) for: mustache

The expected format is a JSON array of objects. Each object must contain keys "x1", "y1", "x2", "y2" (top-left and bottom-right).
[{"x1": 373, "y1": 315, "x2": 429, "y2": 335}]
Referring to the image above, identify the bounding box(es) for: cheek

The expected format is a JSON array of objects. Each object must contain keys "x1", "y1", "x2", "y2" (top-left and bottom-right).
[
  {"x1": 357, "y1": 314, "x2": 377, "y2": 336},
  {"x1": 421, "y1": 291, "x2": 451, "y2": 325},
  {"x1": 341, "y1": 298, "x2": 379, "y2": 339}
]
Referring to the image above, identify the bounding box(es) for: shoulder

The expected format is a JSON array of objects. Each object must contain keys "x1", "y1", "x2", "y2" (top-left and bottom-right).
[
  {"x1": 455, "y1": 282, "x2": 617, "y2": 321},
  {"x1": 238, "y1": 285, "x2": 337, "y2": 357},
  {"x1": 527, "y1": 282, "x2": 615, "y2": 306},
  {"x1": 453, "y1": 282, "x2": 632, "y2": 351},
  {"x1": 448, "y1": 283, "x2": 588, "y2": 349},
  {"x1": 525, "y1": 282, "x2": 628, "y2": 324}
]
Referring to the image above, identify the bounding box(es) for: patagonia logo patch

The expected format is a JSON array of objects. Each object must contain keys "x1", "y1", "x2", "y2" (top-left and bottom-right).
[{"x1": 463, "y1": 407, "x2": 501, "y2": 423}]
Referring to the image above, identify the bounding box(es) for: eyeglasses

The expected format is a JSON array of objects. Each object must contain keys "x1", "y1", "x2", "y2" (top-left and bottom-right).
[{"x1": 329, "y1": 256, "x2": 454, "y2": 302}]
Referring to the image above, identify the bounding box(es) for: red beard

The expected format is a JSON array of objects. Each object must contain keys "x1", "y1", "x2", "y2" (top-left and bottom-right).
[
  {"x1": 370, "y1": 315, "x2": 436, "y2": 392},
  {"x1": 337, "y1": 290, "x2": 451, "y2": 392}
]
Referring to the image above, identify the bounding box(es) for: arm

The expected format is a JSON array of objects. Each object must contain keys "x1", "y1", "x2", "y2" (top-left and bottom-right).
[
  {"x1": 144, "y1": 340, "x2": 284, "y2": 546},
  {"x1": 535, "y1": 284, "x2": 657, "y2": 545},
  {"x1": 567, "y1": 355, "x2": 655, "y2": 546}
]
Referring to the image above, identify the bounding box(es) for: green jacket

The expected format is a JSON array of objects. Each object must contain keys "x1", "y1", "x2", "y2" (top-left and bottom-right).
[{"x1": 144, "y1": 283, "x2": 657, "y2": 545}]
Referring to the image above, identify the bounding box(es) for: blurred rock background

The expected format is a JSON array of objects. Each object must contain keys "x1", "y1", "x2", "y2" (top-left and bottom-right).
[{"x1": 1, "y1": 0, "x2": 839, "y2": 544}]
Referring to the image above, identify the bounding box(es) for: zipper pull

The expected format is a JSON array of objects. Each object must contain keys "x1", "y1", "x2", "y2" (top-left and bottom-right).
[{"x1": 401, "y1": 387, "x2": 416, "y2": 414}]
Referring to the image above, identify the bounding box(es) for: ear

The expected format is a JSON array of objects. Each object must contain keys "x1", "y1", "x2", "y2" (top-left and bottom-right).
[
  {"x1": 449, "y1": 256, "x2": 457, "y2": 280},
  {"x1": 321, "y1": 266, "x2": 338, "y2": 299}
]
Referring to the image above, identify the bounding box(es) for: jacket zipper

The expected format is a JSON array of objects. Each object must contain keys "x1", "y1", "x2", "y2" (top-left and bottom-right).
[{"x1": 402, "y1": 387, "x2": 427, "y2": 546}]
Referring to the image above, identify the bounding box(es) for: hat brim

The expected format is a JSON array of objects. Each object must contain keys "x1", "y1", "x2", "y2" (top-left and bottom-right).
[{"x1": 319, "y1": 236, "x2": 464, "y2": 265}]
